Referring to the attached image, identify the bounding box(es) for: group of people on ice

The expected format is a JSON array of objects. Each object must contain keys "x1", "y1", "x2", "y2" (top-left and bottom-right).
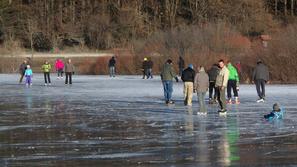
[
  {"x1": 19, "y1": 58, "x2": 75, "y2": 86},
  {"x1": 160, "y1": 57, "x2": 283, "y2": 118},
  {"x1": 18, "y1": 55, "x2": 283, "y2": 120}
]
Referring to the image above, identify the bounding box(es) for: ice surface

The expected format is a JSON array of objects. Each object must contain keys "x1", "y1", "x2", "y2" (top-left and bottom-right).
[{"x1": 0, "y1": 74, "x2": 297, "y2": 166}]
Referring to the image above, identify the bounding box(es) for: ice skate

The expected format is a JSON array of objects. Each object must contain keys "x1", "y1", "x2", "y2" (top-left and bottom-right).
[{"x1": 257, "y1": 98, "x2": 265, "y2": 103}]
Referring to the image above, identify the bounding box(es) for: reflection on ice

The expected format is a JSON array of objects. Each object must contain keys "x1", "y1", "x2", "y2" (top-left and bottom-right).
[{"x1": 0, "y1": 74, "x2": 297, "y2": 166}]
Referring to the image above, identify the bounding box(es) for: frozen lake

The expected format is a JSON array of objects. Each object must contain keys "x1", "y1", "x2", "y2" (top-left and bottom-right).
[{"x1": 0, "y1": 74, "x2": 297, "y2": 166}]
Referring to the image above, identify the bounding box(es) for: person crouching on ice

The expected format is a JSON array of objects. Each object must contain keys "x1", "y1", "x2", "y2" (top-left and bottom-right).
[
  {"x1": 24, "y1": 65, "x2": 33, "y2": 87},
  {"x1": 264, "y1": 103, "x2": 284, "y2": 121}
]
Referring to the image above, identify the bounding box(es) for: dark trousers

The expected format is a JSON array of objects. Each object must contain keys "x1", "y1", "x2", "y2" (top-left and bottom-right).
[
  {"x1": 44, "y1": 72, "x2": 51, "y2": 83},
  {"x1": 143, "y1": 69, "x2": 149, "y2": 79},
  {"x1": 148, "y1": 69, "x2": 153, "y2": 78},
  {"x1": 209, "y1": 81, "x2": 218, "y2": 99},
  {"x1": 19, "y1": 73, "x2": 25, "y2": 83},
  {"x1": 227, "y1": 80, "x2": 238, "y2": 98},
  {"x1": 217, "y1": 87, "x2": 226, "y2": 110},
  {"x1": 65, "y1": 72, "x2": 72, "y2": 84},
  {"x1": 57, "y1": 69, "x2": 63, "y2": 77},
  {"x1": 256, "y1": 79, "x2": 266, "y2": 99}
]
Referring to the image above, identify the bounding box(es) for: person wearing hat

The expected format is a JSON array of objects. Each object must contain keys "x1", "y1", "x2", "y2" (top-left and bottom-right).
[
  {"x1": 160, "y1": 59, "x2": 179, "y2": 104},
  {"x1": 264, "y1": 103, "x2": 284, "y2": 120},
  {"x1": 252, "y1": 59, "x2": 269, "y2": 103},
  {"x1": 142, "y1": 57, "x2": 149, "y2": 79},
  {"x1": 194, "y1": 66, "x2": 209, "y2": 113},
  {"x1": 181, "y1": 64, "x2": 196, "y2": 106}
]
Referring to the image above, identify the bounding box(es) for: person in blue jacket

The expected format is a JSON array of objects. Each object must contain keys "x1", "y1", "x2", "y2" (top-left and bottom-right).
[{"x1": 264, "y1": 103, "x2": 284, "y2": 120}]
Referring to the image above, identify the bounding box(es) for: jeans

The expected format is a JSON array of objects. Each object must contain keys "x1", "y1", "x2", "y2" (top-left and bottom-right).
[
  {"x1": 25, "y1": 75, "x2": 32, "y2": 84},
  {"x1": 65, "y1": 72, "x2": 72, "y2": 84},
  {"x1": 198, "y1": 92, "x2": 207, "y2": 112},
  {"x1": 109, "y1": 66, "x2": 115, "y2": 77},
  {"x1": 256, "y1": 79, "x2": 266, "y2": 99},
  {"x1": 162, "y1": 81, "x2": 173, "y2": 102},
  {"x1": 183, "y1": 82, "x2": 193, "y2": 105},
  {"x1": 209, "y1": 81, "x2": 218, "y2": 99},
  {"x1": 227, "y1": 80, "x2": 238, "y2": 99},
  {"x1": 44, "y1": 72, "x2": 51, "y2": 84},
  {"x1": 217, "y1": 87, "x2": 226, "y2": 110}
]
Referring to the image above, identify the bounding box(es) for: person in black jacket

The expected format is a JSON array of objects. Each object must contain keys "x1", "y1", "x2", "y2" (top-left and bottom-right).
[
  {"x1": 108, "y1": 56, "x2": 116, "y2": 77},
  {"x1": 178, "y1": 56, "x2": 185, "y2": 76},
  {"x1": 252, "y1": 59, "x2": 269, "y2": 102},
  {"x1": 207, "y1": 64, "x2": 220, "y2": 104},
  {"x1": 181, "y1": 64, "x2": 196, "y2": 106},
  {"x1": 142, "y1": 58, "x2": 149, "y2": 79}
]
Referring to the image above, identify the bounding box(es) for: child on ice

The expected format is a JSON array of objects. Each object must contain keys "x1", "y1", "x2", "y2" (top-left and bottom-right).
[
  {"x1": 24, "y1": 65, "x2": 33, "y2": 86},
  {"x1": 264, "y1": 103, "x2": 284, "y2": 120}
]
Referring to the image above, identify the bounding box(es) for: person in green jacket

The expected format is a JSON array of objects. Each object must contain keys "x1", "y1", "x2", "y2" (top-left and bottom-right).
[
  {"x1": 42, "y1": 60, "x2": 52, "y2": 86},
  {"x1": 160, "y1": 59, "x2": 179, "y2": 104},
  {"x1": 227, "y1": 62, "x2": 240, "y2": 104}
]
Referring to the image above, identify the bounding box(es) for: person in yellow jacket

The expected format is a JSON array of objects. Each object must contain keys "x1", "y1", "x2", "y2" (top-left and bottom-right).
[
  {"x1": 42, "y1": 61, "x2": 52, "y2": 86},
  {"x1": 215, "y1": 59, "x2": 230, "y2": 113}
]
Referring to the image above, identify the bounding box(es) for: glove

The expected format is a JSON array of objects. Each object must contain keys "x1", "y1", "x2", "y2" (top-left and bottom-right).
[
  {"x1": 236, "y1": 86, "x2": 239, "y2": 91},
  {"x1": 175, "y1": 77, "x2": 179, "y2": 82},
  {"x1": 193, "y1": 89, "x2": 196, "y2": 93},
  {"x1": 72, "y1": 72, "x2": 75, "y2": 75}
]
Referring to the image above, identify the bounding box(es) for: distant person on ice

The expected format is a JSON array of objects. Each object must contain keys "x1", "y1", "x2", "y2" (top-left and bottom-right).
[
  {"x1": 194, "y1": 66, "x2": 209, "y2": 113},
  {"x1": 227, "y1": 62, "x2": 240, "y2": 104},
  {"x1": 160, "y1": 59, "x2": 179, "y2": 104},
  {"x1": 142, "y1": 57, "x2": 149, "y2": 79},
  {"x1": 24, "y1": 65, "x2": 33, "y2": 87},
  {"x1": 19, "y1": 60, "x2": 28, "y2": 83},
  {"x1": 55, "y1": 59, "x2": 64, "y2": 79},
  {"x1": 178, "y1": 56, "x2": 185, "y2": 76},
  {"x1": 65, "y1": 59, "x2": 75, "y2": 85},
  {"x1": 264, "y1": 103, "x2": 284, "y2": 121},
  {"x1": 147, "y1": 58, "x2": 154, "y2": 79},
  {"x1": 215, "y1": 59, "x2": 229, "y2": 113},
  {"x1": 181, "y1": 64, "x2": 196, "y2": 106},
  {"x1": 252, "y1": 59, "x2": 269, "y2": 103},
  {"x1": 42, "y1": 60, "x2": 52, "y2": 86},
  {"x1": 108, "y1": 56, "x2": 116, "y2": 77},
  {"x1": 207, "y1": 64, "x2": 219, "y2": 104}
]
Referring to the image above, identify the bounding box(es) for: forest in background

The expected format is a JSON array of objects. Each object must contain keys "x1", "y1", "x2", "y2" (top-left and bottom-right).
[{"x1": 0, "y1": 0, "x2": 297, "y2": 82}]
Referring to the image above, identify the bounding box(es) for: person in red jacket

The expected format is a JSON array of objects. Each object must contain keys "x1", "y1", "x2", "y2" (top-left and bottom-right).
[{"x1": 55, "y1": 59, "x2": 64, "y2": 79}]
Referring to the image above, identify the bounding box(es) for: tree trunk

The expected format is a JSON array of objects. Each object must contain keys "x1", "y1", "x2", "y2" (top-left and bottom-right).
[
  {"x1": 284, "y1": 0, "x2": 287, "y2": 16},
  {"x1": 275, "y1": 0, "x2": 278, "y2": 15},
  {"x1": 291, "y1": 0, "x2": 294, "y2": 15}
]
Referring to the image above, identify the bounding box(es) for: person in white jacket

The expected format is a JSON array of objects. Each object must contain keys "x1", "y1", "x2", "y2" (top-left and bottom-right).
[{"x1": 215, "y1": 59, "x2": 230, "y2": 113}]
